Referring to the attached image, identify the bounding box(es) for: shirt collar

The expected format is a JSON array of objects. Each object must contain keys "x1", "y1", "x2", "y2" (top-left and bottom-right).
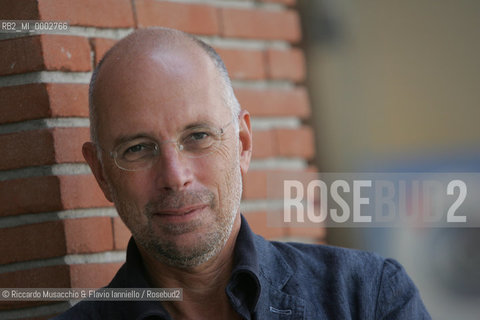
[
  {"x1": 117, "y1": 214, "x2": 262, "y2": 319},
  {"x1": 115, "y1": 238, "x2": 171, "y2": 319},
  {"x1": 226, "y1": 215, "x2": 262, "y2": 318}
]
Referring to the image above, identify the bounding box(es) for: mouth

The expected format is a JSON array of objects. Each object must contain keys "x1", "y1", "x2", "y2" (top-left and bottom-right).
[{"x1": 152, "y1": 204, "x2": 208, "y2": 222}]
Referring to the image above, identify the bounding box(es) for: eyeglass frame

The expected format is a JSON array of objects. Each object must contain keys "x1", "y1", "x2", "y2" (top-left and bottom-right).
[{"x1": 96, "y1": 120, "x2": 235, "y2": 172}]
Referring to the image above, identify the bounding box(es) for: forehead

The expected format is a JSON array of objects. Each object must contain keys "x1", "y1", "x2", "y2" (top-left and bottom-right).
[{"x1": 92, "y1": 42, "x2": 231, "y2": 145}]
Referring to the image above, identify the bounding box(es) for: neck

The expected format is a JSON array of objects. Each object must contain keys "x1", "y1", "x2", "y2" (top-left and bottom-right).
[{"x1": 138, "y1": 214, "x2": 242, "y2": 320}]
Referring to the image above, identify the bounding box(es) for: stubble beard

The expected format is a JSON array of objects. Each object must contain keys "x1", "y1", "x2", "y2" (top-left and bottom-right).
[{"x1": 110, "y1": 157, "x2": 243, "y2": 269}]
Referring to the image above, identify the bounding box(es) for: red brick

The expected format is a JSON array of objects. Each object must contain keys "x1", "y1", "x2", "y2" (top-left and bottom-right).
[
  {"x1": 235, "y1": 87, "x2": 310, "y2": 118},
  {"x1": 243, "y1": 211, "x2": 286, "y2": 239},
  {"x1": 221, "y1": 8, "x2": 301, "y2": 42},
  {"x1": 215, "y1": 48, "x2": 266, "y2": 80},
  {"x1": 0, "y1": 264, "x2": 121, "y2": 311},
  {"x1": 64, "y1": 217, "x2": 114, "y2": 254},
  {"x1": 46, "y1": 83, "x2": 89, "y2": 118},
  {"x1": 243, "y1": 168, "x2": 318, "y2": 200},
  {"x1": 38, "y1": 0, "x2": 135, "y2": 28},
  {"x1": 41, "y1": 35, "x2": 92, "y2": 72},
  {"x1": 90, "y1": 38, "x2": 117, "y2": 65},
  {"x1": 0, "y1": 84, "x2": 49, "y2": 124},
  {"x1": 135, "y1": 0, "x2": 219, "y2": 35},
  {"x1": 249, "y1": 127, "x2": 315, "y2": 160},
  {"x1": 244, "y1": 169, "x2": 317, "y2": 200},
  {"x1": 0, "y1": 218, "x2": 113, "y2": 265},
  {"x1": 0, "y1": 266, "x2": 70, "y2": 310},
  {"x1": 243, "y1": 170, "x2": 267, "y2": 199},
  {"x1": 0, "y1": 264, "x2": 122, "y2": 291},
  {"x1": 0, "y1": 127, "x2": 88, "y2": 171},
  {"x1": 0, "y1": 264, "x2": 122, "y2": 312},
  {"x1": 0, "y1": 265, "x2": 70, "y2": 288},
  {"x1": 0, "y1": 221, "x2": 66, "y2": 265},
  {"x1": 0, "y1": 36, "x2": 44, "y2": 76},
  {"x1": 0, "y1": 84, "x2": 88, "y2": 124},
  {"x1": 59, "y1": 175, "x2": 113, "y2": 210},
  {"x1": 52, "y1": 127, "x2": 90, "y2": 164},
  {"x1": 0, "y1": 175, "x2": 111, "y2": 217},
  {"x1": 261, "y1": 0, "x2": 296, "y2": 6},
  {"x1": 265, "y1": 171, "x2": 327, "y2": 242},
  {"x1": 0, "y1": 129, "x2": 55, "y2": 171},
  {"x1": 70, "y1": 263, "x2": 123, "y2": 288},
  {"x1": 0, "y1": 176, "x2": 61, "y2": 217},
  {"x1": 251, "y1": 130, "x2": 276, "y2": 159},
  {"x1": 112, "y1": 217, "x2": 131, "y2": 250},
  {"x1": 266, "y1": 48, "x2": 306, "y2": 82},
  {"x1": 0, "y1": 0, "x2": 39, "y2": 19},
  {"x1": 275, "y1": 126, "x2": 315, "y2": 159},
  {"x1": 0, "y1": 35, "x2": 91, "y2": 76}
]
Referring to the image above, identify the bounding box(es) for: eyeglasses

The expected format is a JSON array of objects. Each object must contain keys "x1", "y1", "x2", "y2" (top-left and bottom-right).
[{"x1": 104, "y1": 121, "x2": 233, "y2": 171}]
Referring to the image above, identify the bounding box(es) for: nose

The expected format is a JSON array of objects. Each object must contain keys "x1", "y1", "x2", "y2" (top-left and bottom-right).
[{"x1": 153, "y1": 142, "x2": 193, "y2": 191}]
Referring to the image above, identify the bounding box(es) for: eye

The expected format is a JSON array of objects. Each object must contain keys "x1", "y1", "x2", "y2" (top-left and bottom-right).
[
  {"x1": 120, "y1": 141, "x2": 157, "y2": 161},
  {"x1": 182, "y1": 129, "x2": 216, "y2": 150},
  {"x1": 189, "y1": 132, "x2": 209, "y2": 141},
  {"x1": 126, "y1": 144, "x2": 146, "y2": 153}
]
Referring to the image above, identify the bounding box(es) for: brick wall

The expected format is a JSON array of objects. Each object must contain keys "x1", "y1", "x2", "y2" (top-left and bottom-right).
[{"x1": 0, "y1": 0, "x2": 322, "y2": 318}]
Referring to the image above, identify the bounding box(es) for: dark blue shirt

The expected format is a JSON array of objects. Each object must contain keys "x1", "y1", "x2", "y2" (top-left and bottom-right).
[{"x1": 53, "y1": 215, "x2": 431, "y2": 319}]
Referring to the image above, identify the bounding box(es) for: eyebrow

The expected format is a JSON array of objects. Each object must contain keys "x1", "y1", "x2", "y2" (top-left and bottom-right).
[
  {"x1": 112, "y1": 133, "x2": 155, "y2": 149},
  {"x1": 183, "y1": 121, "x2": 218, "y2": 131}
]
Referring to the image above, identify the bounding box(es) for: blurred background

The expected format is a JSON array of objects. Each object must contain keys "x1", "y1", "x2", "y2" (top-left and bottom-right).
[{"x1": 299, "y1": 0, "x2": 480, "y2": 319}]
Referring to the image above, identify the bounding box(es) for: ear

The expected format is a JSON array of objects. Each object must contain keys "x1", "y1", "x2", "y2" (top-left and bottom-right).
[
  {"x1": 237, "y1": 109, "x2": 253, "y2": 176},
  {"x1": 82, "y1": 142, "x2": 114, "y2": 203}
]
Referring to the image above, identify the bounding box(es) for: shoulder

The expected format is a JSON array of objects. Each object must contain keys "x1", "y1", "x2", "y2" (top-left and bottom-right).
[
  {"x1": 254, "y1": 236, "x2": 430, "y2": 318},
  {"x1": 260, "y1": 235, "x2": 388, "y2": 278},
  {"x1": 254, "y1": 234, "x2": 389, "y2": 293},
  {"x1": 269, "y1": 240, "x2": 412, "y2": 289}
]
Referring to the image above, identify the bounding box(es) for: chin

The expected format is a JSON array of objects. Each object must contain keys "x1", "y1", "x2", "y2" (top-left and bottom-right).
[{"x1": 139, "y1": 224, "x2": 229, "y2": 268}]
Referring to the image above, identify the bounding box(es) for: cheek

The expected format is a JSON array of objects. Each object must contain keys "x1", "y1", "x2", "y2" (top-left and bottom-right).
[
  {"x1": 203, "y1": 145, "x2": 241, "y2": 197},
  {"x1": 107, "y1": 170, "x2": 153, "y2": 206},
  {"x1": 107, "y1": 172, "x2": 154, "y2": 230},
  {"x1": 192, "y1": 153, "x2": 229, "y2": 203},
  {"x1": 198, "y1": 144, "x2": 236, "y2": 182}
]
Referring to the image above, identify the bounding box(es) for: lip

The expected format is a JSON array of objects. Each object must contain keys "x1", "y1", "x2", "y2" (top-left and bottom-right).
[{"x1": 152, "y1": 204, "x2": 208, "y2": 222}]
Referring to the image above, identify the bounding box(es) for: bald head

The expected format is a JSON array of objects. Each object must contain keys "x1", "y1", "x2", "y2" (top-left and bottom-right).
[{"x1": 89, "y1": 27, "x2": 240, "y2": 146}]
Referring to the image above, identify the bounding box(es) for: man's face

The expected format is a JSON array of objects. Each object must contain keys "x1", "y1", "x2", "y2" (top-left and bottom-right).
[{"x1": 88, "y1": 44, "x2": 250, "y2": 268}]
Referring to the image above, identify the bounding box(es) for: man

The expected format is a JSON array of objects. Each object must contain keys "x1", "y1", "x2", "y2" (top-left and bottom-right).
[{"x1": 54, "y1": 27, "x2": 431, "y2": 319}]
